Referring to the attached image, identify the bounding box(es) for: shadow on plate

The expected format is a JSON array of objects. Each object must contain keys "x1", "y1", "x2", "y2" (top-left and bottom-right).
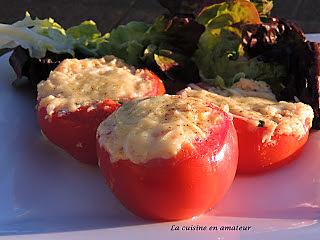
[{"x1": 211, "y1": 131, "x2": 320, "y2": 220}]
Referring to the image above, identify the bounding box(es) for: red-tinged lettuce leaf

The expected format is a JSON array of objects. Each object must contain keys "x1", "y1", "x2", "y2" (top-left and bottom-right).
[
  {"x1": 6, "y1": 13, "x2": 204, "y2": 95},
  {"x1": 9, "y1": 46, "x2": 72, "y2": 91},
  {"x1": 150, "y1": 16, "x2": 205, "y2": 57},
  {"x1": 154, "y1": 54, "x2": 178, "y2": 71},
  {"x1": 148, "y1": 17, "x2": 204, "y2": 90},
  {"x1": 143, "y1": 46, "x2": 201, "y2": 93},
  {"x1": 102, "y1": 16, "x2": 204, "y2": 65},
  {"x1": 305, "y1": 42, "x2": 320, "y2": 129},
  {"x1": 103, "y1": 15, "x2": 204, "y2": 93},
  {"x1": 1, "y1": 13, "x2": 110, "y2": 94},
  {"x1": 242, "y1": 17, "x2": 320, "y2": 129}
]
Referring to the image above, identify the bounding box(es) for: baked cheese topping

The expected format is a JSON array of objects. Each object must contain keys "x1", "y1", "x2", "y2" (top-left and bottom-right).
[
  {"x1": 193, "y1": 78, "x2": 276, "y2": 101},
  {"x1": 180, "y1": 88, "x2": 314, "y2": 143},
  {"x1": 37, "y1": 56, "x2": 153, "y2": 115},
  {"x1": 97, "y1": 95, "x2": 225, "y2": 164}
]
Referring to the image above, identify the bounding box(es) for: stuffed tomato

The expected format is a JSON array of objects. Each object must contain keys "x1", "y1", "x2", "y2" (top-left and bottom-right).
[
  {"x1": 180, "y1": 87, "x2": 314, "y2": 174},
  {"x1": 37, "y1": 56, "x2": 165, "y2": 165},
  {"x1": 96, "y1": 95, "x2": 238, "y2": 221}
]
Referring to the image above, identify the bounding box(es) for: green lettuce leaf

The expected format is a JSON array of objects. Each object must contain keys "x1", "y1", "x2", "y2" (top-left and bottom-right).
[
  {"x1": 194, "y1": 29, "x2": 242, "y2": 86},
  {"x1": 251, "y1": 0, "x2": 273, "y2": 19},
  {"x1": 66, "y1": 20, "x2": 110, "y2": 57},
  {"x1": 101, "y1": 15, "x2": 204, "y2": 72},
  {"x1": 0, "y1": 12, "x2": 73, "y2": 58},
  {"x1": 98, "y1": 21, "x2": 149, "y2": 66},
  {"x1": 194, "y1": 0, "x2": 285, "y2": 87},
  {"x1": 0, "y1": 12, "x2": 110, "y2": 58},
  {"x1": 158, "y1": 0, "x2": 273, "y2": 20}
]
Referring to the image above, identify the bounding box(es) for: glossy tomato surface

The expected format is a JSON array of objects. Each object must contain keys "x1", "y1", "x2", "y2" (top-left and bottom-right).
[
  {"x1": 233, "y1": 116, "x2": 310, "y2": 174},
  {"x1": 38, "y1": 99, "x2": 120, "y2": 164},
  {"x1": 38, "y1": 70, "x2": 165, "y2": 165},
  {"x1": 97, "y1": 106, "x2": 238, "y2": 221}
]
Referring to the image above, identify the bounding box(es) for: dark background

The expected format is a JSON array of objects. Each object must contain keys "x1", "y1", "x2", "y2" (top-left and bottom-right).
[{"x1": 0, "y1": 0, "x2": 319, "y2": 33}]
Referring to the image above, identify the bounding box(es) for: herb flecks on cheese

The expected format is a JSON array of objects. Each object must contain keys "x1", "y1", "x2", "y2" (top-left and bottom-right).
[
  {"x1": 181, "y1": 88, "x2": 314, "y2": 143},
  {"x1": 97, "y1": 95, "x2": 224, "y2": 164},
  {"x1": 37, "y1": 56, "x2": 153, "y2": 115}
]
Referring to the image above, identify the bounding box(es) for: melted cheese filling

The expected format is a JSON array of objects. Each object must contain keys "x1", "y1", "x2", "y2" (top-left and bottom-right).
[
  {"x1": 37, "y1": 56, "x2": 153, "y2": 115},
  {"x1": 97, "y1": 95, "x2": 224, "y2": 164},
  {"x1": 193, "y1": 78, "x2": 277, "y2": 101},
  {"x1": 180, "y1": 88, "x2": 314, "y2": 143}
]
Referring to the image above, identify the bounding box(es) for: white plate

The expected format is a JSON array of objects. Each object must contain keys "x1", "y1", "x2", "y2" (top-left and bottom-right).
[{"x1": 1, "y1": 35, "x2": 320, "y2": 240}]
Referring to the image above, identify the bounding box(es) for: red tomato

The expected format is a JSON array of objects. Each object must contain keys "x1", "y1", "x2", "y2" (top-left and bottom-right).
[
  {"x1": 233, "y1": 116, "x2": 310, "y2": 174},
  {"x1": 97, "y1": 105, "x2": 238, "y2": 221},
  {"x1": 38, "y1": 69, "x2": 165, "y2": 165}
]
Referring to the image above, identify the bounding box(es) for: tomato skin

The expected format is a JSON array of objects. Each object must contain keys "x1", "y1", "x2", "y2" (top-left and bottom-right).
[
  {"x1": 143, "y1": 69, "x2": 166, "y2": 96},
  {"x1": 97, "y1": 109, "x2": 238, "y2": 221},
  {"x1": 37, "y1": 70, "x2": 165, "y2": 165},
  {"x1": 234, "y1": 116, "x2": 310, "y2": 174},
  {"x1": 38, "y1": 99, "x2": 120, "y2": 164}
]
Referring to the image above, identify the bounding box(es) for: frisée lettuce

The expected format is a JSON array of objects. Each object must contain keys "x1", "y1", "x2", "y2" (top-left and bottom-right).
[{"x1": 0, "y1": 12, "x2": 109, "y2": 58}]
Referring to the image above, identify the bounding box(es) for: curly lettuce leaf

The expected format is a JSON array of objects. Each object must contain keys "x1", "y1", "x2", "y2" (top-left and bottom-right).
[
  {"x1": 0, "y1": 12, "x2": 110, "y2": 58},
  {"x1": 99, "y1": 21, "x2": 149, "y2": 66},
  {"x1": 193, "y1": 0, "x2": 286, "y2": 87},
  {"x1": 155, "y1": 16, "x2": 205, "y2": 56},
  {"x1": 66, "y1": 20, "x2": 110, "y2": 57},
  {"x1": 144, "y1": 48, "x2": 201, "y2": 93},
  {"x1": 194, "y1": 29, "x2": 242, "y2": 86},
  {"x1": 158, "y1": 0, "x2": 271, "y2": 18},
  {"x1": 99, "y1": 15, "x2": 204, "y2": 92},
  {"x1": 102, "y1": 15, "x2": 204, "y2": 71},
  {"x1": 0, "y1": 12, "x2": 73, "y2": 58},
  {"x1": 200, "y1": 55, "x2": 287, "y2": 89},
  {"x1": 2, "y1": 12, "x2": 205, "y2": 93},
  {"x1": 1, "y1": 13, "x2": 111, "y2": 90},
  {"x1": 144, "y1": 16, "x2": 204, "y2": 86}
]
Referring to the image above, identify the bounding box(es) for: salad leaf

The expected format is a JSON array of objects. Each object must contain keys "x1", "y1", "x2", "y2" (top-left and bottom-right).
[
  {"x1": 251, "y1": 0, "x2": 273, "y2": 18},
  {"x1": 145, "y1": 16, "x2": 204, "y2": 86},
  {"x1": 194, "y1": 0, "x2": 264, "y2": 86},
  {"x1": 196, "y1": 28, "x2": 286, "y2": 87},
  {"x1": 158, "y1": 0, "x2": 273, "y2": 18},
  {"x1": 154, "y1": 54, "x2": 178, "y2": 71},
  {"x1": 197, "y1": 0, "x2": 260, "y2": 27},
  {"x1": 0, "y1": 12, "x2": 110, "y2": 59},
  {"x1": 149, "y1": 49, "x2": 201, "y2": 93},
  {"x1": 102, "y1": 15, "x2": 204, "y2": 87},
  {"x1": 0, "y1": 12, "x2": 73, "y2": 58},
  {"x1": 194, "y1": 29, "x2": 242, "y2": 86},
  {"x1": 242, "y1": 17, "x2": 320, "y2": 129},
  {"x1": 9, "y1": 46, "x2": 71, "y2": 89},
  {"x1": 66, "y1": 20, "x2": 110, "y2": 57},
  {"x1": 2, "y1": 13, "x2": 111, "y2": 89},
  {"x1": 99, "y1": 21, "x2": 149, "y2": 66},
  {"x1": 102, "y1": 15, "x2": 204, "y2": 64},
  {"x1": 3, "y1": 12, "x2": 204, "y2": 92},
  {"x1": 157, "y1": 16, "x2": 205, "y2": 56}
]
